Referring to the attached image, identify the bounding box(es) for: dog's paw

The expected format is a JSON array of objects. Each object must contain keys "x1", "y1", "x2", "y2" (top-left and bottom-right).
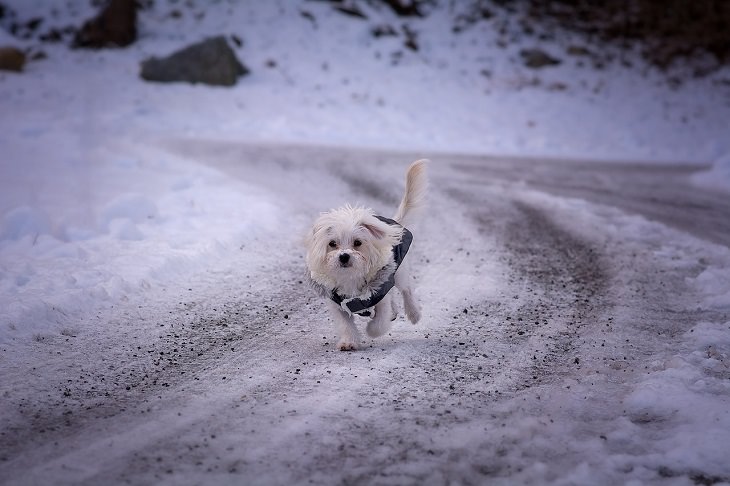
[
  {"x1": 405, "y1": 304, "x2": 421, "y2": 324},
  {"x1": 366, "y1": 318, "x2": 392, "y2": 338},
  {"x1": 402, "y1": 292, "x2": 421, "y2": 324},
  {"x1": 338, "y1": 341, "x2": 358, "y2": 351}
]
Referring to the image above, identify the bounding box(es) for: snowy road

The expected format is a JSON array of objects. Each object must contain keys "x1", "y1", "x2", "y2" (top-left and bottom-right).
[{"x1": 2, "y1": 143, "x2": 730, "y2": 485}]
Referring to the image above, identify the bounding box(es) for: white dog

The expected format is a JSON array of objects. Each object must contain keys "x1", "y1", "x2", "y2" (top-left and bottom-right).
[{"x1": 305, "y1": 160, "x2": 428, "y2": 351}]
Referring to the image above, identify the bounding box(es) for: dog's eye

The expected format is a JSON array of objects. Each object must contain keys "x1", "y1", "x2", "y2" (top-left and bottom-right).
[
  {"x1": 353, "y1": 240, "x2": 362, "y2": 247},
  {"x1": 328, "y1": 240, "x2": 337, "y2": 248}
]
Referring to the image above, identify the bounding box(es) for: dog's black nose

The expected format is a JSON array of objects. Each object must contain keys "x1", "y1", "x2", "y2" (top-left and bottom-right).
[{"x1": 339, "y1": 253, "x2": 350, "y2": 264}]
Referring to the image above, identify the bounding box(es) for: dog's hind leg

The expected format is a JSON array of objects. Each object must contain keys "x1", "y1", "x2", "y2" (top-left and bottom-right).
[
  {"x1": 401, "y1": 288, "x2": 421, "y2": 324},
  {"x1": 395, "y1": 269, "x2": 421, "y2": 324},
  {"x1": 328, "y1": 300, "x2": 360, "y2": 351}
]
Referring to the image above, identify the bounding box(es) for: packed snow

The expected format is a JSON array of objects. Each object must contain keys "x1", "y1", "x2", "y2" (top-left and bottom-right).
[{"x1": 1, "y1": 1, "x2": 730, "y2": 484}]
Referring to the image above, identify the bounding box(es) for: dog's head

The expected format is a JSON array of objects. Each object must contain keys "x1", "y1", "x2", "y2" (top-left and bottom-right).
[{"x1": 305, "y1": 205, "x2": 402, "y2": 294}]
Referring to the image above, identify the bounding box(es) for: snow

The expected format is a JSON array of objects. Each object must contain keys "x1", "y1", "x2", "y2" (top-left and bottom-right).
[
  {"x1": 693, "y1": 265, "x2": 730, "y2": 310},
  {"x1": 0, "y1": 206, "x2": 52, "y2": 241},
  {"x1": 692, "y1": 152, "x2": 730, "y2": 194},
  {"x1": 2, "y1": 1, "x2": 730, "y2": 484},
  {"x1": 621, "y1": 319, "x2": 730, "y2": 479}
]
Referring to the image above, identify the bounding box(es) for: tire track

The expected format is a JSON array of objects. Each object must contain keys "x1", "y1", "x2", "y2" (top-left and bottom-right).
[
  {"x1": 0, "y1": 255, "x2": 309, "y2": 478},
  {"x1": 439, "y1": 178, "x2": 612, "y2": 395},
  {"x1": 499, "y1": 200, "x2": 609, "y2": 386}
]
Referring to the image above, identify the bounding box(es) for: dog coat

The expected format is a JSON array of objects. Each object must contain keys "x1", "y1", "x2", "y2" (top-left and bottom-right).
[{"x1": 309, "y1": 216, "x2": 412, "y2": 317}]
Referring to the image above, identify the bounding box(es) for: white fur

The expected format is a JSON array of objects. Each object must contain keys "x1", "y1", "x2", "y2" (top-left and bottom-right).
[{"x1": 305, "y1": 160, "x2": 428, "y2": 351}]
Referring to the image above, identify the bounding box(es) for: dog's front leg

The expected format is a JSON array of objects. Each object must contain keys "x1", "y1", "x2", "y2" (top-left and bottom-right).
[
  {"x1": 327, "y1": 300, "x2": 360, "y2": 351},
  {"x1": 366, "y1": 293, "x2": 394, "y2": 338}
]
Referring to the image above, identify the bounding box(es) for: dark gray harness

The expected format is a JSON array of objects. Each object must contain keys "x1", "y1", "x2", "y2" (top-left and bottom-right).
[{"x1": 331, "y1": 216, "x2": 412, "y2": 316}]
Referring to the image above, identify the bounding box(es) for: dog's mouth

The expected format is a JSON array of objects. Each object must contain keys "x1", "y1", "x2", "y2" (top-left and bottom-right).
[{"x1": 339, "y1": 261, "x2": 352, "y2": 268}]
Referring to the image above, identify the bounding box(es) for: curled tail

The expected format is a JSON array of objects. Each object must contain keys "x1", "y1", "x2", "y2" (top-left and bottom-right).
[{"x1": 394, "y1": 159, "x2": 429, "y2": 226}]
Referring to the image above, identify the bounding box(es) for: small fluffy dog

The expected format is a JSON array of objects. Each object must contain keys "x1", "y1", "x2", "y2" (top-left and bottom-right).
[{"x1": 306, "y1": 160, "x2": 428, "y2": 351}]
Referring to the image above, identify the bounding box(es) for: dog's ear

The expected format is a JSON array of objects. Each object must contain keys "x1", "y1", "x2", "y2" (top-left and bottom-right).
[
  {"x1": 361, "y1": 216, "x2": 402, "y2": 245},
  {"x1": 362, "y1": 222, "x2": 386, "y2": 239},
  {"x1": 305, "y1": 220, "x2": 331, "y2": 269}
]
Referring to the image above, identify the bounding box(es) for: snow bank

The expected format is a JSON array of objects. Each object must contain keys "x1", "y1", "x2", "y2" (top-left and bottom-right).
[
  {"x1": 99, "y1": 194, "x2": 159, "y2": 230},
  {"x1": 0, "y1": 139, "x2": 282, "y2": 342},
  {"x1": 692, "y1": 265, "x2": 730, "y2": 309},
  {"x1": 621, "y1": 320, "x2": 730, "y2": 479},
  {"x1": 692, "y1": 153, "x2": 730, "y2": 194},
  {"x1": 0, "y1": 206, "x2": 52, "y2": 242}
]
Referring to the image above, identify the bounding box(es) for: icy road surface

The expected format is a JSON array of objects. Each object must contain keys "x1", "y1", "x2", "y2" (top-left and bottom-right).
[{"x1": 2, "y1": 143, "x2": 730, "y2": 485}]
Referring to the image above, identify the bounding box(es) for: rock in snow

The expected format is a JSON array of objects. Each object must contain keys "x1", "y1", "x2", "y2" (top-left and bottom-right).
[
  {"x1": 520, "y1": 48, "x2": 562, "y2": 69},
  {"x1": 0, "y1": 46, "x2": 25, "y2": 71},
  {"x1": 73, "y1": 0, "x2": 137, "y2": 48},
  {"x1": 140, "y1": 36, "x2": 249, "y2": 86}
]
